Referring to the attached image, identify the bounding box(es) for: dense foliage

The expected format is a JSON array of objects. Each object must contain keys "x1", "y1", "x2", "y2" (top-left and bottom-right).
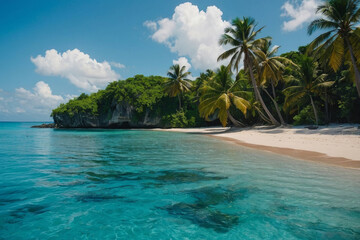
[
  {"x1": 51, "y1": 75, "x2": 206, "y2": 127},
  {"x1": 52, "y1": 50, "x2": 360, "y2": 127}
]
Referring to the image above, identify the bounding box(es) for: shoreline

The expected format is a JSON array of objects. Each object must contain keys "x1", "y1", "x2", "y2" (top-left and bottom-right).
[{"x1": 154, "y1": 125, "x2": 360, "y2": 169}]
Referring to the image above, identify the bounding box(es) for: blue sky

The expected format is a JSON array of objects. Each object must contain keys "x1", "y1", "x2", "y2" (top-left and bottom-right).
[{"x1": 0, "y1": 0, "x2": 322, "y2": 121}]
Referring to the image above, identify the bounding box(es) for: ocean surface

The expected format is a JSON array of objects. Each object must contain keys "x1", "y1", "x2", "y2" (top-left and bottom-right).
[{"x1": 0, "y1": 122, "x2": 360, "y2": 240}]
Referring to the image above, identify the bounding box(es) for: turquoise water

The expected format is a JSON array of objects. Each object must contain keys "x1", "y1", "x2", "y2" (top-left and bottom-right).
[{"x1": 0, "y1": 122, "x2": 360, "y2": 239}]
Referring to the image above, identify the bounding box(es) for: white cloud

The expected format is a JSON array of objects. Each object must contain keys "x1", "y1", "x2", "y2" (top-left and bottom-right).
[
  {"x1": 15, "y1": 81, "x2": 65, "y2": 111},
  {"x1": 172, "y1": 57, "x2": 196, "y2": 80},
  {"x1": 110, "y1": 62, "x2": 125, "y2": 69},
  {"x1": 281, "y1": 0, "x2": 321, "y2": 31},
  {"x1": 143, "y1": 20, "x2": 157, "y2": 31},
  {"x1": 0, "y1": 82, "x2": 73, "y2": 120},
  {"x1": 145, "y1": 2, "x2": 230, "y2": 71},
  {"x1": 173, "y1": 57, "x2": 191, "y2": 72},
  {"x1": 31, "y1": 49, "x2": 120, "y2": 92}
]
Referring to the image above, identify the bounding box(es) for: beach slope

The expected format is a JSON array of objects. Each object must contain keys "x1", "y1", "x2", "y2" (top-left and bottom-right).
[{"x1": 156, "y1": 124, "x2": 360, "y2": 168}]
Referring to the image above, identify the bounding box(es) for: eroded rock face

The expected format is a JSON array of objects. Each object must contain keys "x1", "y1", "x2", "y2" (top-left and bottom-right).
[
  {"x1": 53, "y1": 112, "x2": 99, "y2": 128},
  {"x1": 53, "y1": 101, "x2": 162, "y2": 128}
]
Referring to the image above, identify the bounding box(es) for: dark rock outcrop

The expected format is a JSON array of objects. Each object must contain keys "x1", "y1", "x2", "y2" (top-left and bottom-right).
[
  {"x1": 31, "y1": 123, "x2": 55, "y2": 128},
  {"x1": 53, "y1": 101, "x2": 162, "y2": 128}
]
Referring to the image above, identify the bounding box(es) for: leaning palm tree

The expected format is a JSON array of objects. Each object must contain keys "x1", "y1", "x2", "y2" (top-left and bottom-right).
[
  {"x1": 255, "y1": 39, "x2": 297, "y2": 125},
  {"x1": 199, "y1": 66, "x2": 251, "y2": 127},
  {"x1": 308, "y1": 0, "x2": 360, "y2": 96},
  {"x1": 164, "y1": 64, "x2": 192, "y2": 110},
  {"x1": 283, "y1": 56, "x2": 334, "y2": 125},
  {"x1": 218, "y1": 17, "x2": 280, "y2": 125}
]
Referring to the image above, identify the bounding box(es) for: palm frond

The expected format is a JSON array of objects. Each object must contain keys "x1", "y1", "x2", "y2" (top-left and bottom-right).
[
  {"x1": 307, "y1": 30, "x2": 335, "y2": 54},
  {"x1": 231, "y1": 95, "x2": 250, "y2": 114},
  {"x1": 308, "y1": 19, "x2": 338, "y2": 35},
  {"x1": 328, "y1": 35, "x2": 345, "y2": 71},
  {"x1": 218, "y1": 47, "x2": 239, "y2": 62}
]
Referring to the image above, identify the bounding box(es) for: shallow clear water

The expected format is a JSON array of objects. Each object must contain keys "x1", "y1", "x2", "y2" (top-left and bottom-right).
[{"x1": 0, "y1": 122, "x2": 360, "y2": 239}]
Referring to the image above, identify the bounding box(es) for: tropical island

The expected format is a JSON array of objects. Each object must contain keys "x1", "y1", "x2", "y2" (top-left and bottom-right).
[{"x1": 52, "y1": 1, "x2": 360, "y2": 130}]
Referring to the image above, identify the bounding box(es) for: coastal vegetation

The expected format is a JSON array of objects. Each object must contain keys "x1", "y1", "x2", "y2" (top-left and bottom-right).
[
  {"x1": 198, "y1": 66, "x2": 251, "y2": 127},
  {"x1": 52, "y1": 0, "x2": 360, "y2": 128},
  {"x1": 164, "y1": 64, "x2": 192, "y2": 110},
  {"x1": 307, "y1": 0, "x2": 360, "y2": 96},
  {"x1": 217, "y1": 17, "x2": 280, "y2": 126},
  {"x1": 283, "y1": 56, "x2": 334, "y2": 125}
]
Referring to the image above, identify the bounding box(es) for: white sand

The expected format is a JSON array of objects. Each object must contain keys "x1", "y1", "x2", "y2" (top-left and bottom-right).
[{"x1": 155, "y1": 124, "x2": 360, "y2": 162}]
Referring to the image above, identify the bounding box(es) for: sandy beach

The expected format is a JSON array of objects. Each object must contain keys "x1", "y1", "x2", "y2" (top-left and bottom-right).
[{"x1": 155, "y1": 124, "x2": 360, "y2": 168}]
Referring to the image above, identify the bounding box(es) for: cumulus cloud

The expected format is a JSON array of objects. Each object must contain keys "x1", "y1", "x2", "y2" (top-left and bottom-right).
[
  {"x1": 173, "y1": 57, "x2": 191, "y2": 72},
  {"x1": 145, "y1": 2, "x2": 230, "y2": 71},
  {"x1": 15, "y1": 81, "x2": 64, "y2": 109},
  {"x1": 281, "y1": 0, "x2": 321, "y2": 31},
  {"x1": 31, "y1": 49, "x2": 120, "y2": 92},
  {"x1": 110, "y1": 62, "x2": 125, "y2": 69},
  {"x1": 0, "y1": 82, "x2": 74, "y2": 120}
]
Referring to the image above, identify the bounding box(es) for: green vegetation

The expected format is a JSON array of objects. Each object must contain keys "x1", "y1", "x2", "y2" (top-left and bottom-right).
[
  {"x1": 52, "y1": 75, "x2": 167, "y2": 118},
  {"x1": 164, "y1": 64, "x2": 192, "y2": 110},
  {"x1": 51, "y1": 93, "x2": 99, "y2": 117},
  {"x1": 255, "y1": 39, "x2": 295, "y2": 125},
  {"x1": 52, "y1": 0, "x2": 360, "y2": 128},
  {"x1": 161, "y1": 110, "x2": 196, "y2": 128},
  {"x1": 283, "y1": 56, "x2": 334, "y2": 125},
  {"x1": 199, "y1": 66, "x2": 251, "y2": 127},
  {"x1": 52, "y1": 75, "x2": 204, "y2": 128},
  {"x1": 218, "y1": 17, "x2": 280, "y2": 125},
  {"x1": 307, "y1": 0, "x2": 360, "y2": 96}
]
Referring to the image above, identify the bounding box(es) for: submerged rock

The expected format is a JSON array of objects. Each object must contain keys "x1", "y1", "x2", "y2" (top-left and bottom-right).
[
  {"x1": 76, "y1": 192, "x2": 124, "y2": 202},
  {"x1": 84, "y1": 171, "x2": 141, "y2": 182},
  {"x1": 9, "y1": 204, "x2": 48, "y2": 221},
  {"x1": 187, "y1": 186, "x2": 251, "y2": 206},
  {"x1": 153, "y1": 170, "x2": 227, "y2": 184},
  {"x1": 163, "y1": 202, "x2": 239, "y2": 233}
]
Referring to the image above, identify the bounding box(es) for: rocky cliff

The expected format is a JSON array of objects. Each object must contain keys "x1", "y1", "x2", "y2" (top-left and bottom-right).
[{"x1": 53, "y1": 101, "x2": 162, "y2": 128}]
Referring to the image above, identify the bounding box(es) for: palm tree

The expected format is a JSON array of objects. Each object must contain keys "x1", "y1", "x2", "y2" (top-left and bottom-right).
[
  {"x1": 255, "y1": 39, "x2": 296, "y2": 125},
  {"x1": 199, "y1": 66, "x2": 251, "y2": 127},
  {"x1": 194, "y1": 69, "x2": 215, "y2": 97},
  {"x1": 308, "y1": 0, "x2": 360, "y2": 97},
  {"x1": 218, "y1": 17, "x2": 280, "y2": 125},
  {"x1": 283, "y1": 56, "x2": 334, "y2": 125},
  {"x1": 164, "y1": 64, "x2": 192, "y2": 110}
]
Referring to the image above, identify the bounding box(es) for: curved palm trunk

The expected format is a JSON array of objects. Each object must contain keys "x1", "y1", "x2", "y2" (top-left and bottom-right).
[
  {"x1": 309, "y1": 95, "x2": 319, "y2": 125},
  {"x1": 227, "y1": 110, "x2": 245, "y2": 127},
  {"x1": 255, "y1": 106, "x2": 272, "y2": 124},
  {"x1": 245, "y1": 56, "x2": 280, "y2": 126},
  {"x1": 265, "y1": 84, "x2": 286, "y2": 125},
  {"x1": 345, "y1": 37, "x2": 360, "y2": 97},
  {"x1": 324, "y1": 90, "x2": 329, "y2": 124},
  {"x1": 253, "y1": 87, "x2": 271, "y2": 124}
]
